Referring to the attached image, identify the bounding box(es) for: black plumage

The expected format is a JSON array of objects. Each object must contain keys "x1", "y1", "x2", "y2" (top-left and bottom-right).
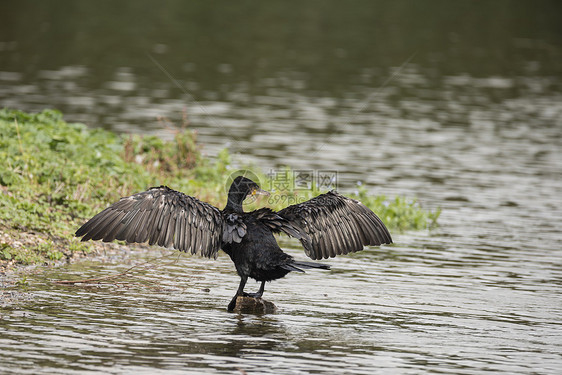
[{"x1": 75, "y1": 176, "x2": 392, "y2": 311}]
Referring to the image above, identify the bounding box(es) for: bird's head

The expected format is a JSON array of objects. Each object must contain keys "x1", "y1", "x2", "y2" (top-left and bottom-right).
[
  {"x1": 229, "y1": 176, "x2": 269, "y2": 199},
  {"x1": 226, "y1": 176, "x2": 269, "y2": 212}
]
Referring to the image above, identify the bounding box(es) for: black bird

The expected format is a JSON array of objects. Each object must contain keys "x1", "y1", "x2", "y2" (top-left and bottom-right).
[{"x1": 75, "y1": 176, "x2": 392, "y2": 311}]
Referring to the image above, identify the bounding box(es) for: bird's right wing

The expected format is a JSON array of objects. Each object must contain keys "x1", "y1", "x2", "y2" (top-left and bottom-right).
[
  {"x1": 250, "y1": 208, "x2": 311, "y2": 242},
  {"x1": 277, "y1": 191, "x2": 392, "y2": 260},
  {"x1": 75, "y1": 186, "x2": 223, "y2": 258}
]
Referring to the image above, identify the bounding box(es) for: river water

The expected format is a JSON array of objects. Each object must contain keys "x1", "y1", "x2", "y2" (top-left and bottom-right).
[{"x1": 1, "y1": 1, "x2": 561, "y2": 374}]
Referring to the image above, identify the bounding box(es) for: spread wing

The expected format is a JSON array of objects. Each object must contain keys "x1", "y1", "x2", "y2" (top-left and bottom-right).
[
  {"x1": 75, "y1": 186, "x2": 223, "y2": 258},
  {"x1": 251, "y1": 208, "x2": 311, "y2": 243},
  {"x1": 277, "y1": 191, "x2": 392, "y2": 260}
]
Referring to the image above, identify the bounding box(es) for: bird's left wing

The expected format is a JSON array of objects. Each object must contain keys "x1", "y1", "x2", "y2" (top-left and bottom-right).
[
  {"x1": 277, "y1": 191, "x2": 392, "y2": 260},
  {"x1": 75, "y1": 186, "x2": 223, "y2": 258}
]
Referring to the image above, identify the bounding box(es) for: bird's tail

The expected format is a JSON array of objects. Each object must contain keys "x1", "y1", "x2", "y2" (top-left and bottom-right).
[{"x1": 281, "y1": 261, "x2": 331, "y2": 273}]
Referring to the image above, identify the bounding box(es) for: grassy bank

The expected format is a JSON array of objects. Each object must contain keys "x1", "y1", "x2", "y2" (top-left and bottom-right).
[{"x1": 0, "y1": 109, "x2": 439, "y2": 270}]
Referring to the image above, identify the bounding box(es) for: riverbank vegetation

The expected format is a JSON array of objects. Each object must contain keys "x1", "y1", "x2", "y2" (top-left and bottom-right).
[{"x1": 0, "y1": 109, "x2": 439, "y2": 270}]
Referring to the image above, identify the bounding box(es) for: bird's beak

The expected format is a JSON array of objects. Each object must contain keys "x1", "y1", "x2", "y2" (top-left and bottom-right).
[{"x1": 252, "y1": 188, "x2": 270, "y2": 196}]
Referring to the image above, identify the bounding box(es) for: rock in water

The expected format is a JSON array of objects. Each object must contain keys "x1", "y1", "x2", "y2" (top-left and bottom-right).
[{"x1": 233, "y1": 296, "x2": 276, "y2": 314}]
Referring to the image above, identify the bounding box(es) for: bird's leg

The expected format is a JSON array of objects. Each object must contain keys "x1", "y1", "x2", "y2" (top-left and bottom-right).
[
  {"x1": 227, "y1": 276, "x2": 247, "y2": 312},
  {"x1": 246, "y1": 281, "x2": 266, "y2": 298}
]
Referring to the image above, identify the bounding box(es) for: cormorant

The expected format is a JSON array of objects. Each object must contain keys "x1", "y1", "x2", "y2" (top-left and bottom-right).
[{"x1": 75, "y1": 176, "x2": 392, "y2": 311}]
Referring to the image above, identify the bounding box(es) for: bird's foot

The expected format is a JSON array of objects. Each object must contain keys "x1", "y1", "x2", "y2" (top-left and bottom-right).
[
  {"x1": 227, "y1": 295, "x2": 239, "y2": 312},
  {"x1": 228, "y1": 293, "x2": 258, "y2": 311},
  {"x1": 227, "y1": 292, "x2": 265, "y2": 312},
  {"x1": 228, "y1": 295, "x2": 276, "y2": 314},
  {"x1": 244, "y1": 292, "x2": 263, "y2": 298}
]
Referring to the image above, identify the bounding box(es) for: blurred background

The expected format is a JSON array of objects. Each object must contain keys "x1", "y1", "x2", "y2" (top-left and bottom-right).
[
  {"x1": 1, "y1": 1, "x2": 561, "y2": 184},
  {"x1": 1, "y1": 1, "x2": 561, "y2": 374}
]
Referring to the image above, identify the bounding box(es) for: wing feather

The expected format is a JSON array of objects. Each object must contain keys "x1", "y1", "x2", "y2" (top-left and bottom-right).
[
  {"x1": 133, "y1": 210, "x2": 150, "y2": 243},
  {"x1": 101, "y1": 211, "x2": 127, "y2": 242},
  {"x1": 75, "y1": 186, "x2": 224, "y2": 258},
  {"x1": 251, "y1": 208, "x2": 311, "y2": 244},
  {"x1": 156, "y1": 205, "x2": 172, "y2": 247},
  {"x1": 278, "y1": 191, "x2": 392, "y2": 260},
  {"x1": 87, "y1": 210, "x2": 123, "y2": 242},
  {"x1": 173, "y1": 209, "x2": 183, "y2": 250}
]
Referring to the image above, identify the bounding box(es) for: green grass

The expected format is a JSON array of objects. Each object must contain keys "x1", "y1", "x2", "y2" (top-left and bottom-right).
[{"x1": 0, "y1": 108, "x2": 439, "y2": 268}]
